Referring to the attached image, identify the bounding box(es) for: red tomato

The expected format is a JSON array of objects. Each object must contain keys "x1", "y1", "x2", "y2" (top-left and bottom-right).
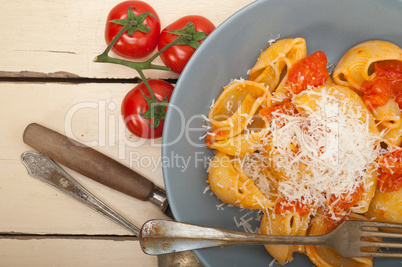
[
  {"x1": 121, "y1": 79, "x2": 174, "y2": 138},
  {"x1": 158, "y1": 15, "x2": 215, "y2": 74},
  {"x1": 361, "y1": 60, "x2": 402, "y2": 109},
  {"x1": 377, "y1": 149, "x2": 402, "y2": 192},
  {"x1": 105, "y1": 1, "x2": 160, "y2": 59},
  {"x1": 375, "y1": 60, "x2": 402, "y2": 80},
  {"x1": 377, "y1": 60, "x2": 402, "y2": 108},
  {"x1": 285, "y1": 51, "x2": 329, "y2": 94},
  {"x1": 361, "y1": 77, "x2": 392, "y2": 109}
]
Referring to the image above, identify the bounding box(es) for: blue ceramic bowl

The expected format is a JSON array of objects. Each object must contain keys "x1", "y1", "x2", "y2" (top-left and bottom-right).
[{"x1": 162, "y1": 0, "x2": 402, "y2": 266}]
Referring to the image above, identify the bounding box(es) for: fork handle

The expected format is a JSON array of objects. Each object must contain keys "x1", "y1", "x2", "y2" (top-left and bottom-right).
[
  {"x1": 140, "y1": 219, "x2": 327, "y2": 255},
  {"x1": 21, "y1": 151, "x2": 141, "y2": 236}
]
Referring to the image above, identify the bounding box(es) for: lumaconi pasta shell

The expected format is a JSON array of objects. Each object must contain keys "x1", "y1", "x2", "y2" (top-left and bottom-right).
[
  {"x1": 365, "y1": 187, "x2": 402, "y2": 228},
  {"x1": 208, "y1": 80, "x2": 267, "y2": 141},
  {"x1": 333, "y1": 40, "x2": 402, "y2": 91},
  {"x1": 249, "y1": 38, "x2": 307, "y2": 93},
  {"x1": 207, "y1": 130, "x2": 268, "y2": 157},
  {"x1": 260, "y1": 210, "x2": 309, "y2": 265},
  {"x1": 349, "y1": 164, "x2": 377, "y2": 214},
  {"x1": 373, "y1": 98, "x2": 402, "y2": 129},
  {"x1": 306, "y1": 211, "x2": 373, "y2": 267},
  {"x1": 206, "y1": 38, "x2": 402, "y2": 267},
  {"x1": 380, "y1": 119, "x2": 402, "y2": 146},
  {"x1": 208, "y1": 151, "x2": 273, "y2": 210}
]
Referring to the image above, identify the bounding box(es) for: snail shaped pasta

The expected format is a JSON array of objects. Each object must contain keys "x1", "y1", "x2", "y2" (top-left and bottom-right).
[
  {"x1": 333, "y1": 40, "x2": 402, "y2": 90},
  {"x1": 333, "y1": 40, "x2": 402, "y2": 145},
  {"x1": 366, "y1": 186, "x2": 402, "y2": 227},
  {"x1": 206, "y1": 38, "x2": 402, "y2": 267},
  {"x1": 249, "y1": 38, "x2": 307, "y2": 94},
  {"x1": 305, "y1": 211, "x2": 379, "y2": 267}
]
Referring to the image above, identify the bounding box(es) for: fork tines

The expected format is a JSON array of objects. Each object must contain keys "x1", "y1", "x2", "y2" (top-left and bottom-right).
[{"x1": 358, "y1": 221, "x2": 402, "y2": 258}]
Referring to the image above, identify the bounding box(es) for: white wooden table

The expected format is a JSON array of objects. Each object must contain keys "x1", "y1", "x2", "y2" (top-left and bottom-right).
[{"x1": 0, "y1": 0, "x2": 254, "y2": 266}]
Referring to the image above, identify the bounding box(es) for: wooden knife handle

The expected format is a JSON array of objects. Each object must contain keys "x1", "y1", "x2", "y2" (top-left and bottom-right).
[{"x1": 23, "y1": 123, "x2": 155, "y2": 201}]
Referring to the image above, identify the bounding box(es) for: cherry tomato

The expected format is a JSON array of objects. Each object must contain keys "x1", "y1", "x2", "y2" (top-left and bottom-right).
[
  {"x1": 360, "y1": 60, "x2": 402, "y2": 109},
  {"x1": 375, "y1": 60, "x2": 402, "y2": 81},
  {"x1": 121, "y1": 79, "x2": 174, "y2": 138},
  {"x1": 361, "y1": 77, "x2": 392, "y2": 109},
  {"x1": 377, "y1": 148, "x2": 402, "y2": 192},
  {"x1": 158, "y1": 15, "x2": 215, "y2": 74},
  {"x1": 105, "y1": 1, "x2": 161, "y2": 59},
  {"x1": 285, "y1": 51, "x2": 329, "y2": 94}
]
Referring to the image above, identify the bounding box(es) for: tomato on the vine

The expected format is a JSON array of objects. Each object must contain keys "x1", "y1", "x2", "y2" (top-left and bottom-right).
[
  {"x1": 105, "y1": 1, "x2": 161, "y2": 59},
  {"x1": 121, "y1": 79, "x2": 174, "y2": 138},
  {"x1": 158, "y1": 15, "x2": 215, "y2": 74}
]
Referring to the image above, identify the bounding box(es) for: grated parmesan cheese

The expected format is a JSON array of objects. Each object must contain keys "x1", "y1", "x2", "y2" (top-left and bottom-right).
[
  {"x1": 241, "y1": 87, "x2": 384, "y2": 219},
  {"x1": 268, "y1": 34, "x2": 281, "y2": 46}
]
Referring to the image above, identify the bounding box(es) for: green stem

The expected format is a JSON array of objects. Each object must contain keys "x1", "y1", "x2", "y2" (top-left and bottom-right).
[
  {"x1": 94, "y1": 20, "x2": 196, "y2": 103},
  {"x1": 93, "y1": 31, "x2": 192, "y2": 98},
  {"x1": 94, "y1": 54, "x2": 170, "y2": 72},
  {"x1": 137, "y1": 69, "x2": 157, "y2": 100},
  {"x1": 100, "y1": 24, "x2": 129, "y2": 58},
  {"x1": 144, "y1": 34, "x2": 190, "y2": 64}
]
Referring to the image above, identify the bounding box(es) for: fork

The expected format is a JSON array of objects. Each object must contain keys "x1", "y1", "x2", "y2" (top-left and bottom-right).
[{"x1": 140, "y1": 219, "x2": 402, "y2": 258}]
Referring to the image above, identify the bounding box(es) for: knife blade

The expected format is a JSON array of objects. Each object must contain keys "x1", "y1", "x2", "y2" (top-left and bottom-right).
[{"x1": 22, "y1": 123, "x2": 174, "y2": 219}]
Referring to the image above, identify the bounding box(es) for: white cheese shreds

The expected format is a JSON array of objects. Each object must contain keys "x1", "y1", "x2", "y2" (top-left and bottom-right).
[
  {"x1": 232, "y1": 210, "x2": 259, "y2": 233},
  {"x1": 203, "y1": 185, "x2": 211, "y2": 194},
  {"x1": 241, "y1": 87, "x2": 383, "y2": 219},
  {"x1": 225, "y1": 100, "x2": 234, "y2": 112},
  {"x1": 268, "y1": 34, "x2": 281, "y2": 45},
  {"x1": 209, "y1": 98, "x2": 215, "y2": 110},
  {"x1": 216, "y1": 203, "x2": 225, "y2": 210}
]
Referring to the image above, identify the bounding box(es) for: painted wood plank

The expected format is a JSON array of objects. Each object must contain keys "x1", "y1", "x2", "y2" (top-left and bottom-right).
[
  {"x1": 0, "y1": 82, "x2": 170, "y2": 232},
  {"x1": 0, "y1": 0, "x2": 254, "y2": 79},
  {"x1": 0, "y1": 82, "x2": 169, "y2": 265},
  {"x1": 0, "y1": 238, "x2": 157, "y2": 266}
]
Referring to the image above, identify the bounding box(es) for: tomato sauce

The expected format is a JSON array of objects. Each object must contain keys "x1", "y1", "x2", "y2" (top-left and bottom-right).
[
  {"x1": 377, "y1": 148, "x2": 402, "y2": 192},
  {"x1": 327, "y1": 185, "x2": 363, "y2": 215},
  {"x1": 361, "y1": 77, "x2": 392, "y2": 109},
  {"x1": 259, "y1": 101, "x2": 298, "y2": 123},
  {"x1": 324, "y1": 214, "x2": 345, "y2": 232},
  {"x1": 361, "y1": 60, "x2": 402, "y2": 109},
  {"x1": 275, "y1": 197, "x2": 313, "y2": 216},
  {"x1": 205, "y1": 129, "x2": 230, "y2": 147},
  {"x1": 285, "y1": 51, "x2": 329, "y2": 94}
]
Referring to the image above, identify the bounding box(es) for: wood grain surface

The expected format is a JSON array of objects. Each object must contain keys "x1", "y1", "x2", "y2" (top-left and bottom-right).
[{"x1": 0, "y1": 0, "x2": 255, "y2": 266}]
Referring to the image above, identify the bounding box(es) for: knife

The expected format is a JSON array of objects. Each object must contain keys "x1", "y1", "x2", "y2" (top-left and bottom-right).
[{"x1": 22, "y1": 123, "x2": 174, "y2": 219}]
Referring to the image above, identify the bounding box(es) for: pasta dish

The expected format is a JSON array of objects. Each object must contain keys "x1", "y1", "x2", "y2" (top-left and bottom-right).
[{"x1": 205, "y1": 38, "x2": 402, "y2": 266}]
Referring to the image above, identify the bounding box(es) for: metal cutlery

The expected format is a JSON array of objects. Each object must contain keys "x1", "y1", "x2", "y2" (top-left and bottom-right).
[
  {"x1": 21, "y1": 151, "x2": 140, "y2": 236},
  {"x1": 140, "y1": 219, "x2": 402, "y2": 258}
]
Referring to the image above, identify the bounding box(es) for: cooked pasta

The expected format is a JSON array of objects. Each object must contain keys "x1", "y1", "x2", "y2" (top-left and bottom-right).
[
  {"x1": 373, "y1": 98, "x2": 401, "y2": 129},
  {"x1": 333, "y1": 40, "x2": 402, "y2": 91},
  {"x1": 205, "y1": 38, "x2": 402, "y2": 266}
]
